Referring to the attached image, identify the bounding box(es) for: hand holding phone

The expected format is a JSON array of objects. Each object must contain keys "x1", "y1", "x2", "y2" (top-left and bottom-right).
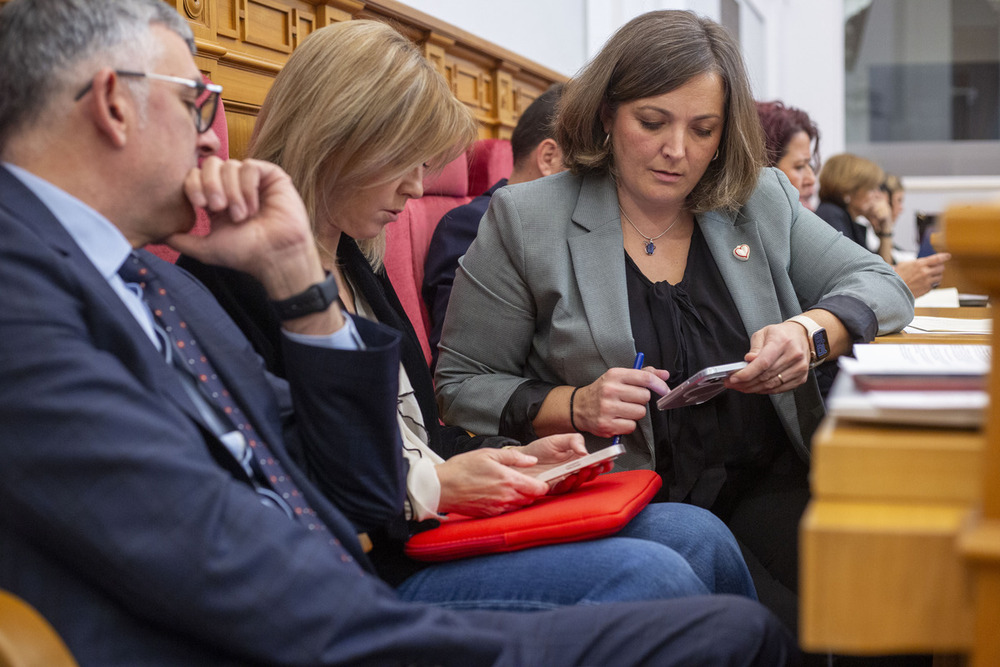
[
  {"x1": 523, "y1": 444, "x2": 626, "y2": 485},
  {"x1": 656, "y1": 361, "x2": 748, "y2": 410}
]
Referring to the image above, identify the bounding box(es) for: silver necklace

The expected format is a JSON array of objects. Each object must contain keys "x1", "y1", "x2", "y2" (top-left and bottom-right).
[{"x1": 619, "y1": 206, "x2": 683, "y2": 255}]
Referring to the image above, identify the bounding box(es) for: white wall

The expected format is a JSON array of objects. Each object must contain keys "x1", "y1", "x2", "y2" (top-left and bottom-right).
[
  {"x1": 401, "y1": 0, "x2": 588, "y2": 76},
  {"x1": 584, "y1": 0, "x2": 720, "y2": 61},
  {"x1": 404, "y1": 0, "x2": 847, "y2": 155},
  {"x1": 755, "y1": 0, "x2": 846, "y2": 158}
]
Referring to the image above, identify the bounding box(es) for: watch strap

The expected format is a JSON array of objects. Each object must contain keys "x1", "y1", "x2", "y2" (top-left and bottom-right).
[
  {"x1": 786, "y1": 314, "x2": 829, "y2": 367},
  {"x1": 270, "y1": 273, "x2": 339, "y2": 320}
]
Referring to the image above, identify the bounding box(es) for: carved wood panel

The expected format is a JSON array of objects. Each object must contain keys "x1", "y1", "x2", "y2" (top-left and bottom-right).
[{"x1": 0, "y1": 0, "x2": 565, "y2": 156}]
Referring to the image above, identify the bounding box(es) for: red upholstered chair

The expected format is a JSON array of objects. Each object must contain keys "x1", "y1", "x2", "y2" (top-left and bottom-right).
[
  {"x1": 466, "y1": 138, "x2": 513, "y2": 197},
  {"x1": 383, "y1": 154, "x2": 473, "y2": 366},
  {"x1": 147, "y1": 75, "x2": 229, "y2": 263}
]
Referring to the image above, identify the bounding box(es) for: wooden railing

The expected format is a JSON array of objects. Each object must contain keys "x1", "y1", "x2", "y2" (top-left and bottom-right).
[
  {"x1": 0, "y1": 0, "x2": 566, "y2": 157},
  {"x1": 163, "y1": 0, "x2": 566, "y2": 157}
]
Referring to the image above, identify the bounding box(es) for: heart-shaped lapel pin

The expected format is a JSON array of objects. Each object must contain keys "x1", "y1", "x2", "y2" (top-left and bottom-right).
[{"x1": 733, "y1": 244, "x2": 750, "y2": 261}]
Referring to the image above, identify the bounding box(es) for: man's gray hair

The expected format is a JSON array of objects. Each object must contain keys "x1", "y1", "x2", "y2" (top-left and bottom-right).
[{"x1": 0, "y1": 0, "x2": 194, "y2": 151}]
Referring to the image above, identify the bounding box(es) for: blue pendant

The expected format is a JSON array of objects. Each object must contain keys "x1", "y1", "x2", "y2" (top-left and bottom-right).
[{"x1": 645, "y1": 241, "x2": 656, "y2": 255}]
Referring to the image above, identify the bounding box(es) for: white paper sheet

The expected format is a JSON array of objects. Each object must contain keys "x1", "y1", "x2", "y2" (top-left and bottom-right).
[{"x1": 904, "y1": 316, "x2": 992, "y2": 334}]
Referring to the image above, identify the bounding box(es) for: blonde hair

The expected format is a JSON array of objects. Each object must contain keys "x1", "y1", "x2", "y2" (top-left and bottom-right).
[
  {"x1": 556, "y1": 10, "x2": 765, "y2": 214},
  {"x1": 883, "y1": 172, "x2": 903, "y2": 197},
  {"x1": 818, "y1": 153, "x2": 885, "y2": 209},
  {"x1": 248, "y1": 20, "x2": 476, "y2": 270}
]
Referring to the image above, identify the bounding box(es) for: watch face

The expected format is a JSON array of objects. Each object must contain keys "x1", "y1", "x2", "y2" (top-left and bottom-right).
[{"x1": 813, "y1": 330, "x2": 831, "y2": 360}]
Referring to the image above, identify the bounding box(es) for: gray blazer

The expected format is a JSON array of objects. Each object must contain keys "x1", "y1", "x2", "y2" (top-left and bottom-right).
[{"x1": 435, "y1": 168, "x2": 914, "y2": 470}]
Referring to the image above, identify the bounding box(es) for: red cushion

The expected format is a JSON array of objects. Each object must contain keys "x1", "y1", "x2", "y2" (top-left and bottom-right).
[
  {"x1": 424, "y1": 153, "x2": 469, "y2": 198},
  {"x1": 147, "y1": 75, "x2": 228, "y2": 263},
  {"x1": 404, "y1": 470, "x2": 662, "y2": 562},
  {"x1": 384, "y1": 152, "x2": 473, "y2": 365},
  {"x1": 466, "y1": 138, "x2": 513, "y2": 197}
]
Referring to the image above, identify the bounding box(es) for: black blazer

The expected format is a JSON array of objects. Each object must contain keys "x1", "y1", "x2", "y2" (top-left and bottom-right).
[
  {"x1": 814, "y1": 200, "x2": 868, "y2": 248},
  {"x1": 179, "y1": 236, "x2": 488, "y2": 460},
  {"x1": 179, "y1": 236, "x2": 504, "y2": 585}
]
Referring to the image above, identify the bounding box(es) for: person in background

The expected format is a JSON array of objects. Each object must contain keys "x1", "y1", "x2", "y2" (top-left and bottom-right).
[
  {"x1": 423, "y1": 82, "x2": 565, "y2": 368},
  {"x1": 180, "y1": 19, "x2": 759, "y2": 612},
  {"x1": 756, "y1": 100, "x2": 819, "y2": 210},
  {"x1": 881, "y1": 173, "x2": 950, "y2": 295},
  {"x1": 816, "y1": 154, "x2": 948, "y2": 297},
  {"x1": 883, "y1": 173, "x2": 906, "y2": 224},
  {"x1": 0, "y1": 1, "x2": 802, "y2": 665},
  {"x1": 435, "y1": 9, "x2": 913, "y2": 643}
]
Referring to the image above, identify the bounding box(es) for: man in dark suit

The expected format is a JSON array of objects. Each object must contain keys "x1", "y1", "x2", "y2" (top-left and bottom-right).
[
  {"x1": 0, "y1": 1, "x2": 799, "y2": 665},
  {"x1": 423, "y1": 83, "x2": 565, "y2": 368}
]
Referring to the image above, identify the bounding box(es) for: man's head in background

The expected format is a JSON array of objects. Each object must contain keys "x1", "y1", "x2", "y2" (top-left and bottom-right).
[{"x1": 508, "y1": 82, "x2": 564, "y2": 184}]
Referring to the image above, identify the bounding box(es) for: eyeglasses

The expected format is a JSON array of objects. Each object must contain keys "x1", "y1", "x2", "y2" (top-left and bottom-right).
[{"x1": 74, "y1": 70, "x2": 222, "y2": 134}]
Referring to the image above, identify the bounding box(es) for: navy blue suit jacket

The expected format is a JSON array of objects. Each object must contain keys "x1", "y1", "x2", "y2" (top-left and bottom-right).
[{"x1": 422, "y1": 179, "x2": 506, "y2": 368}]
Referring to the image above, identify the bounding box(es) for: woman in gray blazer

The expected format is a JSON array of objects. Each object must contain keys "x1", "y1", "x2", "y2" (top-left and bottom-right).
[{"x1": 436, "y1": 9, "x2": 913, "y2": 639}]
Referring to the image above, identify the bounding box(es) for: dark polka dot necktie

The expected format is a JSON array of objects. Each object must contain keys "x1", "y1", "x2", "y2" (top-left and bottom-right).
[{"x1": 119, "y1": 253, "x2": 355, "y2": 564}]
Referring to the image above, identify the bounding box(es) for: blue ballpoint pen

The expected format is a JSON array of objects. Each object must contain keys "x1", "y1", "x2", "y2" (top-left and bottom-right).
[{"x1": 611, "y1": 351, "x2": 644, "y2": 447}]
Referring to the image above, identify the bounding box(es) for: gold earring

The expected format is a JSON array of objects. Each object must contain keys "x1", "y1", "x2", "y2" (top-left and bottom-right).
[
  {"x1": 712, "y1": 149, "x2": 720, "y2": 161},
  {"x1": 603, "y1": 132, "x2": 611, "y2": 147}
]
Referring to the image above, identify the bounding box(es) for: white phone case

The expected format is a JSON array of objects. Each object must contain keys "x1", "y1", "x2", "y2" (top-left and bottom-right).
[
  {"x1": 656, "y1": 361, "x2": 748, "y2": 410},
  {"x1": 528, "y1": 444, "x2": 626, "y2": 484}
]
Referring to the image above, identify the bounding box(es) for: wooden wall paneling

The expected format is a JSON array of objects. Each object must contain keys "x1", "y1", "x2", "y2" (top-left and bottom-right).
[
  {"x1": 357, "y1": 0, "x2": 566, "y2": 138},
  {"x1": 214, "y1": 0, "x2": 239, "y2": 39},
  {"x1": 495, "y1": 67, "x2": 516, "y2": 135},
  {"x1": 446, "y1": 45, "x2": 504, "y2": 138},
  {"x1": 223, "y1": 105, "x2": 260, "y2": 160},
  {"x1": 0, "y1": 0, "x2": 565, "y2": 159},
  {"x1": 422, "y1": 32, "x2": 452, "y2": 81},
  {"x1": 241, "y1": 0, "x2": 294, "y2": 55},
  {"x1": 178, "y1": 0, "x2": 218, "y2": 41},
  {"x1": 314, "y1": 0, "x2": 366, "y2": 26},
  {"x1": 292, "y1": 8, "x2": 316, "y2": 48},
  {"x1": 176, "y1": 0, "x2": 565, "y2": 153}
]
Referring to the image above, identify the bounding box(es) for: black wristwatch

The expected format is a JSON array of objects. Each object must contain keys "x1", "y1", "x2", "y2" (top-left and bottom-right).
[
  {"x1": 787, "y1": 314, "x2": 830, "y2": 368},
  {"x1": 270, "y1": 273, "x2": 339, "y2": 320}
]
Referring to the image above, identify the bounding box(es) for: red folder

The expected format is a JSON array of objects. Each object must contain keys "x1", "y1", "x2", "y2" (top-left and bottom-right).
[{"x1": 404, "y1": 470, "x2": 662, "y2": 562}]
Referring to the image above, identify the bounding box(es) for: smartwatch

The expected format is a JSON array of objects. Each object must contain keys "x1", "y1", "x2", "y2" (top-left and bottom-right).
[
  {"x1": 787, "y1": 314, "x2": 830, "y2": 368},
  {"x1": 270, "y1": 273, "x2": 339, "y2": 320}
]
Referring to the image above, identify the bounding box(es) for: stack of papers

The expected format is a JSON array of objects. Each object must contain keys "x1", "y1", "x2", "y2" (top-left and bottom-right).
[
  {"x1": 829, "y1": 344, "x2": 990, "y2": 428},
  {"x1": 912, "y1": 287, "x2": 989, "y2": 308},
  {"x1": 913, "y1": 288, "x2": 961, "y2": 308},
  {"x1": 904, "y1": 316, "x2": 992, "y2": 335}
]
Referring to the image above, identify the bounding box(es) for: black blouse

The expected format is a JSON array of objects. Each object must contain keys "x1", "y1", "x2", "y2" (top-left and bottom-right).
[{"x1": 625, "y1": 223, "x2": 790, "y2": 509}]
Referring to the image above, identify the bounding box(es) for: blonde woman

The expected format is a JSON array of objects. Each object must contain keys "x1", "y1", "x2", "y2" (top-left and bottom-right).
[
  {"x1": 817, "y1": 155, "x2": 949, "y2": 297},
  {"x1": 181, "y1": 19, "x2": 756, "y2": 611}
]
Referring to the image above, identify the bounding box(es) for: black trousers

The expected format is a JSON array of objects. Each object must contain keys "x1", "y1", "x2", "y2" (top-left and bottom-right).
[
  {"x1": 711, "y1": 449, "x2": 809, "y2": 637},
  {"x1": 707, "y1": 451, "x2": 932, "y2": 667}
]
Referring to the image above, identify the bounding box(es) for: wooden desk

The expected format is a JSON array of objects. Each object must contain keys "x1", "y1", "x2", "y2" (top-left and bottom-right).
[
  {"x1": 874, "y1": 306, "x2": 992, "y2": 345},
  {"x1": 801, "y1": 416, "x2": 981, "y2": 654},
  {"x1": 802, "y1": 203, "x2": 1000, "y2": 665},
  {"x1": 915, "y1": 307, "x2": 992, "y2": 319}
]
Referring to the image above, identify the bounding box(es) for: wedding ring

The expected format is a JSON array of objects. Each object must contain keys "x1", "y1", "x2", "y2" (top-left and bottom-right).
[{"x1": 777, "y1": 373, "x2": 784, "y2": 383}]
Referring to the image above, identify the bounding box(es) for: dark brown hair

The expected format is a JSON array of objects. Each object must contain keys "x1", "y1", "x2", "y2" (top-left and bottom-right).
[{"x1": 556, "y1": 10, "x2": 765, "y2": 213}]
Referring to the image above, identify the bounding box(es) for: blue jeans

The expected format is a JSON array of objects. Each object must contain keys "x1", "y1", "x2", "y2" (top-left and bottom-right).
[{"x1": 395, "y1": 502, "x2": 755, "y2": 611}]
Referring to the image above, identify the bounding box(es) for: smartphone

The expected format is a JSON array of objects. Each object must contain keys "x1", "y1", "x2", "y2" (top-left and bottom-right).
[
  {"x1": 656, "y1": 361, "x2": 748, "y2": 411},
  {"x1": 526, "y1": 444, "x2": 626, "y2": 484}
]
